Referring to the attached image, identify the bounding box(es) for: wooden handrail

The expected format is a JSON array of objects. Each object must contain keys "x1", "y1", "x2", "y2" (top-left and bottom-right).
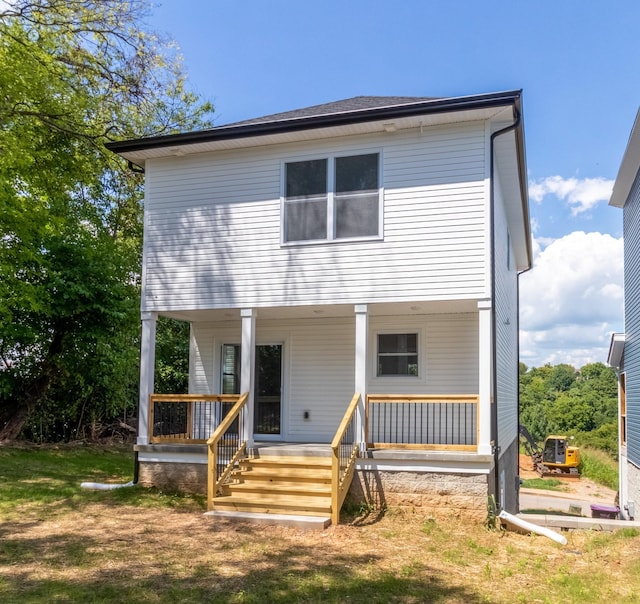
[
  {"x1": 367, "y1": 394, "x2": 480, "y2": 403},
  {"x1": 331, "y1": 392, "x2": 361, "y2": 449},
  {"x1": 207, "y1": 392, "x2": 249, "y2": 510},
  {"x1": 148, "y1": 394, "x2": 246, "y2": 444},
  {"x1": 151, "y1": 394, "x2": 242, "y2": 402},
  {"x1": 331, "y1": 392, "x2": 361, "y2": 525},
  {"x1": 206, "y1": 392, "x2": 248, "y2": 446}
]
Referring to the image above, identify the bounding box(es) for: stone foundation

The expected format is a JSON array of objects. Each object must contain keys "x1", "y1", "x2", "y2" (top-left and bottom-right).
[
  {"x1": 349, "y1": 468, "x2": 489, "y2": 521},
  {"x1": 135, "y1": 444, "x2": 494, "y2": 521},
  {"x1": 138, "y1": 461, "x2": 207, "y2": 493}
]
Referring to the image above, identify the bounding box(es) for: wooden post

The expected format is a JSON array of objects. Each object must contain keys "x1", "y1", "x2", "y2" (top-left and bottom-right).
[
  {"x1": 331, "y1": 443, "x2": 340, "y2": 525},
  {"x1": 207, "y1": 442, "x2": 216, "y2": 510}
]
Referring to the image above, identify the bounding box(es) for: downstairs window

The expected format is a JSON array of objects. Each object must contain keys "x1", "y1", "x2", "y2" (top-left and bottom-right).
[{"x1": 377, "y1": 333, "x2": 418, "y2": 377}]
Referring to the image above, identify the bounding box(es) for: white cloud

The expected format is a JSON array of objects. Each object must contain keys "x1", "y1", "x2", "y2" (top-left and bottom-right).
[
  {"x1": 519, "y1": 231, "x2": 623, "y2": 368},
  {"x1": 528, "y1": 175, "x2": 614, "y2": 216}
]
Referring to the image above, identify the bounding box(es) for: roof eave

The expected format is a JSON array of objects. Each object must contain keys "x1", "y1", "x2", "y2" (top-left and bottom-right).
[
  {"x1": 514, "y1": 96, "x2": 532, "y2": 270},
  {"x1": 105, "y1": 89, "x2": 523, "y2": 155},
  {"x1": 607, "y1": 332, "x2": 626, "y2": 368},
  {"x1": 610, "y1": 108, "x2": 640, "y2": 208}
]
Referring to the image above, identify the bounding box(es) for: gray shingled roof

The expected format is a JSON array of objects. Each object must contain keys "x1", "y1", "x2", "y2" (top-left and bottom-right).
[
  {"x1": 106, "y1": 90, "x2": 522, "y2": 156},
  {"x1": 223, "y1": 96, "x2": 439, "y2": 127}
]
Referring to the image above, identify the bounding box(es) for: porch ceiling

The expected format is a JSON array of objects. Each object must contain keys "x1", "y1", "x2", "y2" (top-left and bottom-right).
[{"x1": 158, "y1": 299, "x2": 479, "y2": 323}]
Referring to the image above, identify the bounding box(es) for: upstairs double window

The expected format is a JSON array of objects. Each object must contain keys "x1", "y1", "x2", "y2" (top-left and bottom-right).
[{"x1": 283, "y1": 152, "x2": 381, "y2": 243}]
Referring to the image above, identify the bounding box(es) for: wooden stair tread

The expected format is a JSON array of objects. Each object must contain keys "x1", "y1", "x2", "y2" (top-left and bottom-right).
[
  {"x1": 236, "y1": 475, "x2": 332, "y2": 485},
  {"x1": 237, "y1": 468, "x2": 332, "y2": 479},
  {"x1": 229, "y1": 483, "x2": 331, "y2": 495},
  {"x1": 242, "y1": 459, "x2": 331, "y2": 470},
  {"x1": 213, "y1": 454, "x2": 336, "y2": 518},
  {"x1": 213, "y1": 496, "x2": 331, "y2": 515}
]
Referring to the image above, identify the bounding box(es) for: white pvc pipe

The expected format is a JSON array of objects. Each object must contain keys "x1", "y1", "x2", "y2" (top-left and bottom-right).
[
  {"x1": 80, "y1": 481, "x2": 135, "y2": 490},
  {"x1": 498, "y1": 510, "x2": 567, "y2": 545}
]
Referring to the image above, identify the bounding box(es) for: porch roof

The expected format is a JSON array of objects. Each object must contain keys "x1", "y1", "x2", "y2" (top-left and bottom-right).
[{"x1": 155, "y1": 299, "x2": 480, "y2": 323}]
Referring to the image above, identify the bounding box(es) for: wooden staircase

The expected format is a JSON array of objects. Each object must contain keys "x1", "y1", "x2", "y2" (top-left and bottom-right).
[{"x1": 212, "y1": 455, "x2": 333, "y2": 519}]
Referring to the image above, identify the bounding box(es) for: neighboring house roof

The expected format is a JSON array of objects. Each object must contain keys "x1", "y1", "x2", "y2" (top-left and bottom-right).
[
  {"x1": 608, "y1": 332, "x2": 625, "y2": 368},
  {"x1": 610, "y1": 108, "x2": 640, "y2": 208}
]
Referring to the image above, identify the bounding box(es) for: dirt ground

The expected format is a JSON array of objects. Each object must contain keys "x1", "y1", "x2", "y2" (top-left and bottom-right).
[
  {"x1": 518, "y1": 454, "x2": 616, "y2": 504},
  {"x1": 3, "y1": 497, "x2": 639, "y2": 603}
]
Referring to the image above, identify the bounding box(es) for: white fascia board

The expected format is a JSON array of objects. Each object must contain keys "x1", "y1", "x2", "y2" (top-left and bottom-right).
[
  {"x1": 607, "y1": 332, "x2": 626, "y2": 368},
  {"x1": 610, "y1": 108, "x2": 640, "y2": 208}
]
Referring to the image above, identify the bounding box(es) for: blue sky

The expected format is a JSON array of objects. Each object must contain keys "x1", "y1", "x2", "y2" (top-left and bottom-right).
[{"x1": 147, "y1": 0, "x2": 638, "y2": 368}]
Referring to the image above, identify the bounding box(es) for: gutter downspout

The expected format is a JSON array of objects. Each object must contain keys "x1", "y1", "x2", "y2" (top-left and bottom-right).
[{"x1": 489, "y1": 102, "x2": 522, "y2": 512}]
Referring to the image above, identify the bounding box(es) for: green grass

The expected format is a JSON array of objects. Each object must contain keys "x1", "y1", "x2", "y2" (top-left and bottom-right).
[
  {"x1": 520, "y1": 477, "x2": 567, "y2": 491},
  {"x1": 0, "y1": 443, "x2": 205, "y2": 520},
  {"x1": 1, "y1": 443, "x2": 639, "y2": 604},
  {"x1": 579, "y1": 447, "x2": 619, "y2": 490}
]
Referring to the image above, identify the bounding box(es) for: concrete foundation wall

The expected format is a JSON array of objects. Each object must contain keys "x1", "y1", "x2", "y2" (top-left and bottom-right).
[
  {"x1": 349, "y1": 468, "x2": 488, "y2": 521},
  {"x1": 500, "y1": 437, "x2": 519, "y2": 514},
  {"x1": 138, "y1": 452, "x2": 492, "y2": 522},
  {"x1": 624, "y1": 459, "x2": 640, "y2": 520}
]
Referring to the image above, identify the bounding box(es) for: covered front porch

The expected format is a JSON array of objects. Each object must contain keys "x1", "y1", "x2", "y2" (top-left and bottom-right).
[{"x1": 135, "y1": 300, "x2": 496, "y2": 523}]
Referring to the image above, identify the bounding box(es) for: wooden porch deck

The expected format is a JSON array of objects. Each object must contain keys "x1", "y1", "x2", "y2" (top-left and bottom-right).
[{"x1": 144, "y1": 392, "x2": 482, "y2": 527}]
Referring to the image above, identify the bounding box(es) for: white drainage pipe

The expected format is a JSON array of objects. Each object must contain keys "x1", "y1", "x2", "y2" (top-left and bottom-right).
[
  {"x1": 498, "y1": 510, "x2": 567, "y2": 545},
  {"x1": 80, "y1": 480, "x2": 135, "y2": 490}
]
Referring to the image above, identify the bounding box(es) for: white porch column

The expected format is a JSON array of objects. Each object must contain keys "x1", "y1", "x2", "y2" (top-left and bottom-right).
[
  {"x1": 241, "y1": 308, "x2": 256, "y2": 448},
  {"x1": 354, "y1": 304, "x2": 369, "y2": 450},
  {"x1": 138, "y1": 311, "x2": 157, "y2": 445},
  {"x1": 477, "y1": 300, "x2": 493, "y2": 455}
]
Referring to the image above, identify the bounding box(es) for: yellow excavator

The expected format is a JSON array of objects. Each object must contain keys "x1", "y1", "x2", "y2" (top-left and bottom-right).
[{"x1": 519, "y1": 425, "x2": 580, "y2": 477}]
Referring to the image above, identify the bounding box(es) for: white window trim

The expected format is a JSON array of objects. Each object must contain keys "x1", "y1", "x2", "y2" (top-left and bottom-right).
[
  {"x1": 280, "y1": 150, "x2": 384, "y2": 246},
  {"x1": 373, "y1": 329, "x2": 423, "y2": 380}
]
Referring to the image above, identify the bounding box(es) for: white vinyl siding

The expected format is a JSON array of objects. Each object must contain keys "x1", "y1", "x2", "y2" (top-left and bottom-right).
[
  {"x1": 623, "y1": 168, "x2": 640, "y2": 466},
  {"x1": 369, "y1": 314, "x2": 478, "y2": 394},
  {"x1": 141, "y1": 122, "x2": 488, "y2": 312},
  {"x1": 189, "y1": 313, "x2": 479, "y2": 442},
  {"x1": 493, "y1": 173, "x2": 520, "y2": 449}
]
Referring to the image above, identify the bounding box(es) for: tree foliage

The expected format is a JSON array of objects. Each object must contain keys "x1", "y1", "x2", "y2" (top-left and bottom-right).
[
  {"x1": 0, "y1": 0, "x2": 213, "y2": 440},
  {"x1": 519, "y1": 361, "x2": 618, "y2": 456}
]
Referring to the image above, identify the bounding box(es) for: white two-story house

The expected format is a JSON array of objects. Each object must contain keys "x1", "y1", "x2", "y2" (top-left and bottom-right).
[{"x1": 107, "y1": 91, "x2": 531, "y2": 525}]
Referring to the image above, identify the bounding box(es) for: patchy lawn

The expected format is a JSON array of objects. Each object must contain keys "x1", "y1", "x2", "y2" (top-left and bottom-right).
[{"x1": 1, "y1": 443, "x2": 639, "y2": 603}]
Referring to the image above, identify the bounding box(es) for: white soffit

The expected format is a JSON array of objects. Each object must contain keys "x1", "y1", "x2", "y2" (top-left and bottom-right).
[
  {"x1": 118, "y1": 106, "x2": 506, "y2": 165},
  {"x1": 607, "y1": 332, "x2": 625, "y2": 368}
]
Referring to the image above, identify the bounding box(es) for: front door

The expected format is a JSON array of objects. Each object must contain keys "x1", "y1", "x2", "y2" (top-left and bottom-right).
[{"x1": 254, "y1": 344, "x2": 282, "y2": 436}]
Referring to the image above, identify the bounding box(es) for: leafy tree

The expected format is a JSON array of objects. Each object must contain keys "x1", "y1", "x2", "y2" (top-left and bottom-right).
[
  {"x1": 155, "y1": 318, "x2": 190, "y2": 395},
  {"x1": 546, "y1": 390, "x2": 596, "y2": 434},
  {"x1": 549, "y1": 363, "x2": 577, "y2": 392},
  {"x1": 519, "y1": 361, "x2": 620, "y2": 455},
  {"x1": 0, "y1": 0, "x2": 213, "y2": 440},
  {"x1": 576, "y1": 422, "x2": 618, "y2": 459}
]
